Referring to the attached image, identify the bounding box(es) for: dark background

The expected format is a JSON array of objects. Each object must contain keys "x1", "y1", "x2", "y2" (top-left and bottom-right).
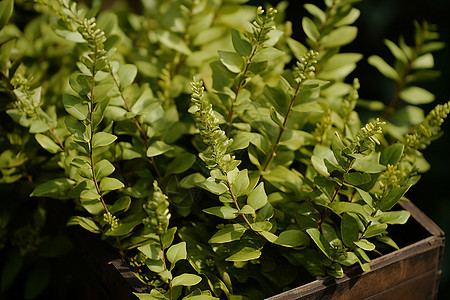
[{"x1": 277, "y1": 0, "x2": 450, "y2": 297}]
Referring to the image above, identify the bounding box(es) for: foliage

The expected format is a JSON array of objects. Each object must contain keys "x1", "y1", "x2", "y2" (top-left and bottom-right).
[{"x1": 0, "y1": 0, "x2": 448, "y2": 299}]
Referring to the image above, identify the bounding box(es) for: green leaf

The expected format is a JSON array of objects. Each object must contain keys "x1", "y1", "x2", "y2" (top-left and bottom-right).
[
  {"x1": 247, "y1": 182, "x2": 267, "y2": 211},
  {"x1": 364, "y1": 224, "x2": 387, "y2": 238},
  {"x1": 94, "y1": 159, "x2": 115, "y2": 180},
  {"x1": 341, "y1": 213, "x2": 360, "y2": 247},
  {"x1": 0, "y1": 0, "x2": 13, "y2": 31},
  {"x1": 400, "y1": 86, "x2": 435, "y2": 105},
  {"x1": 379, "y1": 185, "x2": 411, "y2": 211},
  {"x1": 147, "y1": 141, "x2": 173, "y2": 157},
  {"x1": 302, "y1": 17, "x2": 320, "y2": 42},
  {"x1": 161, "y1": 227, "x2": 177, "y2": 249},
  {"x1": 157, "y1": 30, "x2": 191, "y2": 55},
  {"x1": 1, "y1": 251, "x2": 22, "y2": 291},
  {"x1": 384, "y1": 39, "x2": 408, "y2": 63},
  {"x1": 225, "y1": 247, "x2": 261, "y2": 262},
  {"x1": 380, "y1": 143, "x2": 404, "y2": 166},
  {"x1": 35, "y1": 134, "x2": 61, "y2": 154},
  {"x1": 138, "y1": 243, "x2": 163, "y2": 260},
  {"x1": 230, "y1": 169, "x2": 249, "y2": 197},
  {"x1": 197, "y1": 179, "x2": 228, "y2": 195},
  {"x1": 92, "y1": 132, "x2": 117, "y2": 148},
  {"x1": 354, "y1": 239, "x2": 375, "y2": 251},
  {"x1": 109, "y1": 196, "x2": 131, "y2": 214},
  {"x1": 356, "y1": 188, "x2": 373, "y2": 207},
  {"x1": 118, "y1": 64, "x2": 137, "y2": 88},
  {"x1": 376, "y1": 236, "x2": 399, "y2": 250},
  {"x1": 179, "y1": 173, "x2": 206, "y2": 189},
  {"x1": 274, "y1": 230, "x2": 309, "y2": 248},
  {"x1": 31, "y1": 178, "x2": 75, "y2": 198},
  {"x1": 63, "y1": 94, "x2": 89, "y2": 120},
  {"x1": 329, "y1": 202, "x2": 370, "y2": 221},
  {"x1": 209, "y1": 224, "x2": 247, "y2": 244},
  {"x1": 29, "y1": 119, "x2": 50, "y2": 133},
  {"x1": 24, "y1": 262, "x2": 50, "y2": 299},
  {"x1": 368, "y1": 55, "x2": 400, "y2": 81},
  {"x1": 218, "y1": 50, "x2": 244, "y2": 73},
  {"x1": 67, "y1": 216, "x2": 101, "y2": 233},
  {"x1": 344, "y1": 172, "x2": 372, "y2": 186},
  {"x1": 412, "y1": 53, "x2": 434, "y2": 69},
  {"x1": 253, "y1": 47, "x2": 284, "y2": 62},
  {"x1": 321, "y1": 26, "x2": 357, "y2": 47},
  {"x1": 166, "y1": 242, "x2": 187, "y2": 268},
  {"x1": 166, "y1": 152, "x2": 196, "y2": 174},
  {"x1": 65, "y1": 116, "x2": 88, "y2": 142},
  {"x1": 203, "y1": 206, "x2": 238, "y2": 219},
  {"x1": 351, "y1": 153, "x2": 386, "y2": 173},
  {"x1": 231, "y1": 29, "x2": 252, "y2": 56},
  {"x1": 99, "y1": 177, "x2": 124, "y2": 192},
  {"x1": 304, "y1": 4, "x2": 326, "y2": 23},
  {"x1": 378, "y1": 210, "x2": 410, "y2": 224},
  {"x1": 171, "y1": 274, "x2": 202, "y2": 287},
  {"x1": 306, "y1": 228, "x2": 331, "y2": 259}
]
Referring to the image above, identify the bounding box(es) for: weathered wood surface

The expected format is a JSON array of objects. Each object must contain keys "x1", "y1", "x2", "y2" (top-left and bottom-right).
[{"x1": 266, "y1": 201, "x2": 445, "y2": 300}]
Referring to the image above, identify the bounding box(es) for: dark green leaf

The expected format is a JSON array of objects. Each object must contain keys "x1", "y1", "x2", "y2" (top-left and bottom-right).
[
  {"x1": 0, "y1": 0, "x2": 13, "y2": 31},
  {"x1": 24, "y1": 262, "x2": 50, "y2": 299},
  {"x1": 231, "y1": 29, "x2": 252, "y2": 56},
  {"x1": 166, "y1": 152, "x2": 196, "y2": 174},
  {"x1": 380, "y1": 144, "x2": 404, "y2": 166},
  {"x1": 306, "y1": 228, "x2": 331, "y2": 259},
  {"x1": 379, "y1": 185, "x2": 411, "y2": 211},
  {"x1": 341, "y1": 213, "x2": 360, "y2": 247},
  {"x1": 364, "y1": 224, "x2": 387, "y2": 238},
  {"x1": 30, "y1": 178, "x2": 75, "y2": 198},
  {"x1": 67, "y1": 216, "x2": 101, "y2": 233},
  {"x1": 147, "y1": 141, "x2": 173, "y2": 157}
]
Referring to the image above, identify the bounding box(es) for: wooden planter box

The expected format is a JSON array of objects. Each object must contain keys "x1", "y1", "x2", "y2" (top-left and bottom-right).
[{"x1": 71, "y1": 201, "x2": 445, "y2": 300}]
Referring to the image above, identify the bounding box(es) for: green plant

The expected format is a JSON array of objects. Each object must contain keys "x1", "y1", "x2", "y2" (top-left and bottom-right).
[{"x1": 0, "y1": 0, "x2": 448, "y2": 299}]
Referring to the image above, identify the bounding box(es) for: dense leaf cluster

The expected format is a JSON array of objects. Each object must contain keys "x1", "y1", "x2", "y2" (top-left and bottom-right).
[{"x1": 0, "y1": 0, "x2": 448, "y2": 299}]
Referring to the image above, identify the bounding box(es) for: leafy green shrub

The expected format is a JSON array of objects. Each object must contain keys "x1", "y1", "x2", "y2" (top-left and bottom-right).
[{"x1": 0, "y1": 0, "x2": 448, "y2": 299}]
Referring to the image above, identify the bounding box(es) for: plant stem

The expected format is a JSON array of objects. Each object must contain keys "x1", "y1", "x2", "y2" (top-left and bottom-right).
[
  {"x1": 109, "y1": 68, "x2": 162, "y2": 179},
  {"x1": 317, "y1": 160, "x2": 353, "y2": 228},
  {"x1": 263, "y1": 80, "x2": 302, "y2": 171},
  {"x1": 158, "y1": 237, "x2": 172, "y2": 300}
]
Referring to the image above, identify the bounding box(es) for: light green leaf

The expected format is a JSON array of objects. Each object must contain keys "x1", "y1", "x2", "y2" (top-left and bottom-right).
[
  {"x1": 304, "y1": 4, "x2": 326, "y2": 23},
  {"x1": 302, "y1": 17, "x2": 320, "y2": 42},
  {"x1": 67, "y1": 216, "x2": 101, "y2": 233},
  {"x1": 412, "y1": 53, "x2": 434, "y2": 69},
  {"x1": 118, "y1": 64, "x2": 137, "y2": 88},
  {"x1": 247, "y1": 182, "x2": 267, "y2": 211},
  {"x1": 161, "y1": 227, "x2": 177, "y2": 249},
  {"x1": 99, "y1": 177, "x2": 124, "y2": 192},
  {"x1": 376, "y1": 236, "x2": 399, "y2": 250},
  {"x1": 329, "y1": 202, "x2": 370, "y2": 221},
  {"x1": 94, "y1": 159, "x2": 115, "y2": 180},
  {"x1": 384, "y1": 39, "x2": 408, "y2": 63},
  {"x1": 400, "y1": 86, "x2": 435, "y2": 105},
  {"x1": 341, "y1": 213, "x2": 360, "y2": 247},
  {"x1": 356, "y1": 188, "x2": 373, "y2": 207},
  {"x1": 344, "y1": 172, "x2": 372, "y2": 186},
  {"x1": 231, "y1": 29, "x2": 252, "y2": 56},
  {"x1": 166, "y1": 242, "x2": 187, "y2": 268},
  {"x1": 29, "y1": 120, "x2": 50, "y2": 133},
  {"x1": 0, "y1": 0, "x2": 13, "y2": 31},
  {"x1": 63, "y1": 94, "x2": 89, "y2": 121},
  {"x1": 171, "y1": 274, "x2": 202, "y2": 287},
  {"x1": 147, "y1": 141, "x2": 173, "y2": 157},
  {"x1": 231, "y1": 169, "x2": 249, "y2": 197},
  {"x1": 368, "y1": 55, "x2": 400, "y2": 81},
  {"x1": 321, "y1": 26, "x2": 357, "y2": 47},
  {"x1": 203, "y1": 206, "x2": 238, "y2": 219},
  {"x1": 35, "y1": 134, "x2": 61, "y2": 154},
  {"x1": 225, "y1": 247, "x2": 261, "y2": 262},
  {"x1": 274, "y1": 230, "x2": 309, "y2": 248},
  {"x1": 138, "y1": 243, "x2": 163, "y2": 260},
  {"x1": 179, "y1": 173, "x2": 206, "y2": 189},
  {"x1": 287, "y1": 38, "x2": 308, "y2": 62},
  {"x1": 157, "y1": 30, "x2": 191, "y2": 55},
  {"x1": 378, "y1": 210, "x2": 410, "y2": 224},
  {"x1": 92, "y1": 132, "x2": 117, "y2": 148},
  {"x1": 218, "y1": 50, "x2": 244, "y2": 73},
  {"x1": 351, "y1": 153, "x2": 386, "y2": 173},
  {"x1": 209, "y1": 224, "x2": 247, "y2": 244},
  {"x1": 253, "y1": 47, "x2": 284, "y2": 62},
  {"x1": 364, "y1": 224, "x2": 387, "y2": 238},
  {"x1": 354, "y1": 239, "x2": 375, "y2": 251},
  {"x1": 197, "y1": 179, "x2": 228, "y2": 195}
]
